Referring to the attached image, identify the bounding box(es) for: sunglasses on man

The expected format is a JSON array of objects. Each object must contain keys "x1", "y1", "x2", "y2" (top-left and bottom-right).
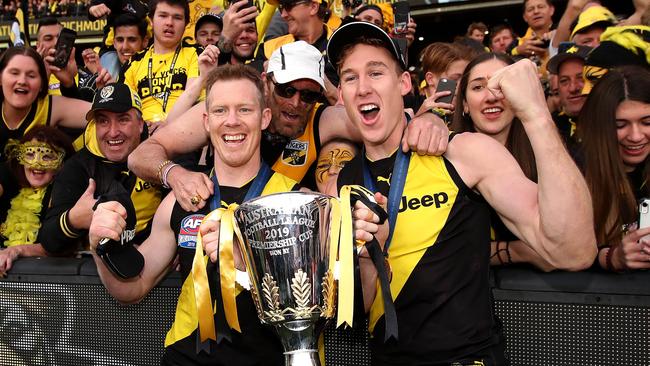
[
  {"x1": 272, "y1": 79, "x2": 323, "y2": 104},
  {"x1": 278, "y1": 0, "x2": 310, "y2": 12}
]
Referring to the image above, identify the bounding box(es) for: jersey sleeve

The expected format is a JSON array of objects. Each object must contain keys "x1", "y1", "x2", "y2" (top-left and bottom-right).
[{"x1": 40, "y1": 155, "x2": 92, "y2": 254}]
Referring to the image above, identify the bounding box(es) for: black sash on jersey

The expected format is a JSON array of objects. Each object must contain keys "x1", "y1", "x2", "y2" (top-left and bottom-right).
[{"x1": 198, "y1": 161, "x2": 273, "y2": 353}]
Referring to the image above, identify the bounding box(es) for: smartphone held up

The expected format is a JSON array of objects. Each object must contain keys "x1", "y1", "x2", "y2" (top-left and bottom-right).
[
  {"x1": 434, "y1": 78, "x2": 457, "y2": 105},
  {"x1": 392, "y1": 1, "x2": 410, "y2": 35},
  {"x1": 52, "y1": 28, "x2": 77, "y2": 69}
]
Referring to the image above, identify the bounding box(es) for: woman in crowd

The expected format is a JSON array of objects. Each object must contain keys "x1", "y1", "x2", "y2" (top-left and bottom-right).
[
  {"x1": 0, "y1": 46, "x2": 90, "y2": 154},
  {"x1": 0, "y1": 126, "x2": 74, "y2": 276},
  {"x1": 452, "y1": 52, "x2": 553, "y2": 271},
  {"x1": 579, "y1": 66, "x2": 650, "y2": 272}
]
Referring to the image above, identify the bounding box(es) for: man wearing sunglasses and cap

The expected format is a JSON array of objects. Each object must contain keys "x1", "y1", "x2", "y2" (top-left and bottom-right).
[
  {"x1": 40, "y1": 83, "x2": 162, "y2": 260},
  {"x1": 129, "y1": 41, "x2": 448, "y2": 211}
]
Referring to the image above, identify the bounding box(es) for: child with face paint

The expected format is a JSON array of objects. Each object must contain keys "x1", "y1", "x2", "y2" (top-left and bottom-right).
[
  {"x1": 0, "y1": 126, "x2": 74, "y2": 276},
  {"x1": 315, "y1": 139, "x2": 358, "y2": 196}
]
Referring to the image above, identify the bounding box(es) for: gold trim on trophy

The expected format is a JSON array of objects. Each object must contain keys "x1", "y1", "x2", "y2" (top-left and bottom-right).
[
  {"x1": 321, "y1": 270, "x2": 336, "y2": 318},
  {"x1": 291, "y1": 269, "x2": 313, "y2": 319},
  {"x1": 262, "y1": 273, "x2": 285, "y2": 322}
]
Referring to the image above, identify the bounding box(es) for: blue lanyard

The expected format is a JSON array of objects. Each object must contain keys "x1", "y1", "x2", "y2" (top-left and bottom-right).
[
  {"x1": 360, "y1": 139, "x2": 410, "y2": 343},
  {"x1": 361, "y1": 117, "x2": 411, "y2": 255},
  {"x1": 362, "y1": 148, "x2": 410, "y2": 255},
  {"x1": 210, "y1": 162, "x2": 273, "y2": 210}
]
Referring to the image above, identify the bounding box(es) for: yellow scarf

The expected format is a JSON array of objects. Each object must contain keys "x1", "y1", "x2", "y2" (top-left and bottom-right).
[{"x1": 1, "y1": 187, "x2": 46, "y2": 247}]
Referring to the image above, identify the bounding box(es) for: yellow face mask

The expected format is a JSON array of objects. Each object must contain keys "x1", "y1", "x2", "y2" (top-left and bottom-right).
[
  {"x1": 315, "y1": 147, "x2": 355, "y2": 184},
  {"x1": 16, "y1": 141, "x2": 65, "y2": 171},
  {"x1": 582, "y1": 65, "x2": 609, "y2": 95}
]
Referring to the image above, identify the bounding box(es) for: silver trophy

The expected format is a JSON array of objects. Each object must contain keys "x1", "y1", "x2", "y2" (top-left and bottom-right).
[{"x1": 235, "y1": 192, "x2": 337, "y2": 366}]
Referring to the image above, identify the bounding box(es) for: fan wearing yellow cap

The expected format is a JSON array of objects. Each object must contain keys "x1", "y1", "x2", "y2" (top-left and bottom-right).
[{"x1": 571, "y1": 5, "x2": 617, "y2": 47}]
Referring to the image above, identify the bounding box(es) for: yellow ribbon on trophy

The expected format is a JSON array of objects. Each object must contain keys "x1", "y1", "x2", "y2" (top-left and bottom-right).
[
  {"x1": 191, "y1": 203, "x2": 244, "y2": 343},
  {"x1": 326, "y1": 197, "x2": 342, "y2": 319},
  {"x1": 336, "y1": 186, "x2": 355, "y2": 328}
]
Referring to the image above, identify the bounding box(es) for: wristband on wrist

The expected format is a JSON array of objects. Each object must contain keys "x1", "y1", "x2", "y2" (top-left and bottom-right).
[
  {"x1": 161, "y1": 163, "x2": 180, "y2": 189},
  {"x1": 156, "y1": 159, "x2": 173, "y2": 185}
]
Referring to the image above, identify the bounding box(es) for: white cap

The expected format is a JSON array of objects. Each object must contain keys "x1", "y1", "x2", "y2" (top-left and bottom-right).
[{"x1": 267, "y1": 41, "x2": 325, "y2": 90}]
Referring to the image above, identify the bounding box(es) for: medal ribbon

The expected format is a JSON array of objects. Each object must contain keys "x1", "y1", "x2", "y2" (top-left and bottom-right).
[
  {"x1": 356, "y1": 116, "x2": 411, "y2": 342},
  {"x1": 191, "y1": 162, "x2": 272, "y2": 347},
  {"x1": 339, "y1": 185, "x2": 396, "y2": 340}
]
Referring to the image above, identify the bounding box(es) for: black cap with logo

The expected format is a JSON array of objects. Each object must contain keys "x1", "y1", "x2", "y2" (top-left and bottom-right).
[
  {"x1": 547, "y1": 43, "x2": 593, "y2": 75},
  {"x1": 85, "y1": 83, "x2": 142, "y2": 122},
  {"x1": 327, "y1": 21, "x2": 407, "y2": 71}
]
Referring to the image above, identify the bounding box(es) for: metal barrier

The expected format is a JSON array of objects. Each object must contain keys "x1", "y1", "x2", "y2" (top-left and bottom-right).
[{"x1": 1, "y1": 258, "x2": 648, "y2": 365}]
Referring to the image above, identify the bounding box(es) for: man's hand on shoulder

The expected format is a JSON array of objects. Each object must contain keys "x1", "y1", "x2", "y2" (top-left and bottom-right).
[{"x1": 402, "y1": 111, "x2": 449, "y2": 156}]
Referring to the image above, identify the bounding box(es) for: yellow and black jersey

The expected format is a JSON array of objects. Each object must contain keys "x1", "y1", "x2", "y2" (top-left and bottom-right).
[
  {"x1": 551, "y1": 111, "x2": 576, "y2": 144},
  {"x1": 337, "y1": 152, "x2": 501, "y2": 365},
  {"x1": 40, "y1": 124, "x2": 161, "y2": 254},
  {"x1": 48, "y1": 73, "x2": 80, "y2": 96},
  {"x1": 121, "y1": 43, "x2": 200, "y2": 122},
  {"x1": 255, "y1": 25, "x2": 332, "y2": 62},
  {"x1": 164, "y1": 172, "x2": 298, "y2": 365},
  {"x1": 262, "y1": 103, "x2": 324, "y2": 186},
  {"x1": 0, "y1": 95, "x2": 52, "y2": 159},
  {"x1": 39, "y1": 148, "x2": 162, "y2": 254}
]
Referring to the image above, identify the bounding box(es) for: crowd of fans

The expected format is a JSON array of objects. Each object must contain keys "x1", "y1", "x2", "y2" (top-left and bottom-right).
[
  {"x1": 1, "y1": 0, "x2": 650, "y2": 363},
  {"x1": 0, "y1": 0, "x2": 91, "y2": 19}
]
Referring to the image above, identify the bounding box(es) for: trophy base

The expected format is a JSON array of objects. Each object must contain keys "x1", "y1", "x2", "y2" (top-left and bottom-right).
[{"x1": 284, "y1": 349, "x2": 320, "y2": 366}]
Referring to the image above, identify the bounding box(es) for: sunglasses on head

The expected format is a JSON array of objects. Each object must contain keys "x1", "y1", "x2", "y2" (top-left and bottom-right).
[
  {"x1": 272, "y1": 79, "x2": 323, "y2": 104},
  {"x1": 278, "y1": 0, "x2": 310, "y2": 12}
]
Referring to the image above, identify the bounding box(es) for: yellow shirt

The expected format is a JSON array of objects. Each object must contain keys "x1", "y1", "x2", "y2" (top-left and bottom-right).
[
  {"x1": 122, "y1": 44, "x2": 200, "y2": 122},
  {"x1": 48, "y1": 73, "x2": 79, "y2": 96}
]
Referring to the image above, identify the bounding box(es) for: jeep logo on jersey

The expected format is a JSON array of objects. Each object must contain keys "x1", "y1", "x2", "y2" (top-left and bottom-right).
[
  {"x1": 178, "y1": 214, "x2": 205, "y2": 249},
  {"x1": 281, "y1": 140, "x2": 308, "y2": 166},
  {"x1": 398, "y1": 192, "x2": 449, "y2": 212}
]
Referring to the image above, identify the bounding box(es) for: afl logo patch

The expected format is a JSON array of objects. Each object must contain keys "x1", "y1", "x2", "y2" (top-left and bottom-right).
[
  {"x1": 178, "y1": 214, "x2": 204, "y2": 249},
  {"x1": 281, "y1": 140, "x2": 308, "y2": 166}
]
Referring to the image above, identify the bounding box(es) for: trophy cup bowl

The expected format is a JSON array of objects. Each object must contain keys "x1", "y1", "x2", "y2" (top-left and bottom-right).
[{"x1": 234, "y1": 192, "x2": 337, "y2": 366}]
